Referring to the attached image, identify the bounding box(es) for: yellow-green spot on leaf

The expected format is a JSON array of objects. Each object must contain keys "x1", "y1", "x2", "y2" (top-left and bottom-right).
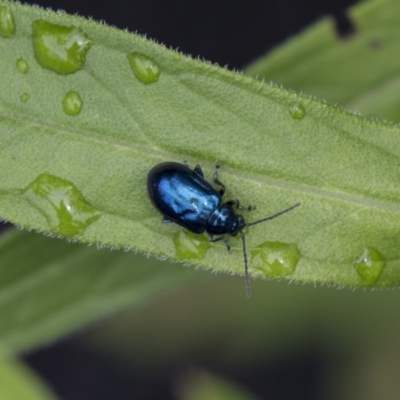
[
  {"x1": 0, "y1": 345, "x2": 57, "y2": 400},
  {"x1": 354, "y1": 247, "x2": 386, "y2": 285},
  {"x1": 289, "y1": 103, "x2": 306, "y2": 120},
  {"x1": 16, "y1": 57, "x2": 29, "y2": 74},
  {"x1": 62, "y1": 91, "x2": 83, "y2": 116},
  {"x1": 0, "y1": 5, "x2": 15, "y2": 38},
  {"x1": 20, "y1": 93, "x2": 30, "y2": 103},
  {"x1": 32, "y1": 19, "x2": 93, "y2": 74},
  {"x1": 23, "y1": 173, "x2": 101, "y2": 237},
  {"x1": 127, "y1": 52, "x2": 161, "y2": 84},
  {"x1": 173, "y1": 230, "x2": 210, "y2": 260},
  {"x1": 251, "y1": 241, "x2": 301, "y2": 277}
]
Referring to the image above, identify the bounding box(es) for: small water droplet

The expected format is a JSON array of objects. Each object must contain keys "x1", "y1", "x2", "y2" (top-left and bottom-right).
[
  {"x1": 289, "y1": 103, "x2": 306, "y2": 120},
  {"x1": 0, "y1": 5, "x2": 15, "y2": 38},
  {"x1": 173, "y1": 230, "x2": 210, "y2": 259},
  {"x1": 32, "y1": 20, "x2": 93, "y2": 74},
  {"x1": 62, "y1": 91, "x2": 83, "y2": 116},
  {"x1": 16, "y1": 57, "x2": 29, "y2": 74},
  {"x1": 20, "y1": 93, "x2": 30, "y2": 103},
  {"x1": 127, "y1": 52, "x2": 161, "y2": 84},
  {"x1": 23, "y1": 173, "x2": 101, "y2": 237},
  {"x1": 354, "y1": 247, "x2": 386, "y2": 285},
  {"x1": 251, "y1": 241, "x2": 300, "y2": 277}
]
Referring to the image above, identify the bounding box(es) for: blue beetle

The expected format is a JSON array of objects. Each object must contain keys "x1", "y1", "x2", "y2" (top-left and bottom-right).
[{"x1": 147, "y1": 162, "x2": 300, "y2": 296}]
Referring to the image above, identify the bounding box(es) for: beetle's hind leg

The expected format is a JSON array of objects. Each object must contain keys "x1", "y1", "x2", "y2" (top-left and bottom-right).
[
  {"x1": 183, "y1": 161, "x2": 205, "y2": 177},
  {"x1": 213, "y1": 162, "x2": 226, "y2": 196},
  {"x1": 162, "y1": 216, "x2": 173, "y2": 223},
  {"x1": 183, "y1": 160, "x2": 204, "y2": 178},
  {"x1": 225, "y1": 199, "x2": 256, "y2": 211},
  {"x1": 193, "y1": 164, "x2": 204, "y2": 177},
  {"x1": 208, "y1": 233, "x2": 231, "y2": 252}
]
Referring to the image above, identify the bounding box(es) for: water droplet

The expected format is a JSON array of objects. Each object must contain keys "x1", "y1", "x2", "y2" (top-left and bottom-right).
[
  {"x1": 173, "y1": 230, "x2": 210, "y2": 259},
  {"x1": 289, "y1": 103, "x2": 306, "y2": 120},
  {"x1": 0, "y1": 5, "x2": 15, "y2": 38},
  {"x1": 62, "y1": 91, "x2": 83, "y2": 116},
  {"x1": 354, "y1": 247, "x2": 386, "y2": 285},
  {"x1": 20, "y1": 93, "x2": 30, "y2": 103},
  {"x1": 32, "y1": 20, "x2": 93, "y2": 74},
  {"x1": 251, "y1": 241, "x2": 300, "y2": 277},
  {"x1": 16, "y1": 57, "x2": 29, "y2": 74},
  {"x1": 127, "y1": 52, "x2": 161, "y2": 84},
  {"x1": 23, "y1": 173, "x2": 101, "y2": 237}
]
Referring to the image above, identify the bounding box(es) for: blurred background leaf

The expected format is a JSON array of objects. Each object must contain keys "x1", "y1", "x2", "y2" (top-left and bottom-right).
[
  {"x1": 175, "y1": 369, "x2": 262, "y2": 400},
  {"x1": 0, "y1": 344, "x2": 57, "y2": 400},
  {"x1": 0, "y1": 229, "x2": 204, "y2": 353},
  {"x1": 245, "y1": 0, "x2": 400, "y2": 121}
]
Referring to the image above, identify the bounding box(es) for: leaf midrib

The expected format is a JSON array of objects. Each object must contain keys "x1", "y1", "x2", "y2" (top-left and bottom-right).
[{"x1": 2, "y1": 103, "x2": 400, "y2": 216}]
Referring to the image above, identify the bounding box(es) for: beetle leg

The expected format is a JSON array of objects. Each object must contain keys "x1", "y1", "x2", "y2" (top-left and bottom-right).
[
  {"x1": 194, "y1": 164, "x2": 204, "y2": 177},
  {"x1": 162, "y1": 216, "x2": 173, "y2": 223},
  {"x1": 225, "y1": 199, "x2": 256, "y2": 211},
  {"x1": 213, "y1": 162, "x2": 225, "y2": 196},
  {"x1": 208, "y1": 233, "x2": 231, "y2": 253}
]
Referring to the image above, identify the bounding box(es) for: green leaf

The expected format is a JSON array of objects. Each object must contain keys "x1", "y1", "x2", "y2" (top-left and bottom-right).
[
  {"x1": 244, "y1": 0, "x2": 400, "y2": 121},
  {"x1": 0, "y1": 344, "x2": 56, "y2": 400},
  {"x1": 0, "y1": 228, "x2": 203, "y2": 352},
  {"x1": 1, "y1": 0, "x2": 400, "y2": 290},
  {"x1": 176, "y1": 369, "x2": 261, "y2": 400}
]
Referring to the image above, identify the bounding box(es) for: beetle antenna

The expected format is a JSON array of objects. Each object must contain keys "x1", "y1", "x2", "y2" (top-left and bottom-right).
[
  {"x1": 245, "y1": 202, "x2": 301, "y2": 227},
  {"x1": 240, "y1": 230, "x2": 251, "y2": 297}
]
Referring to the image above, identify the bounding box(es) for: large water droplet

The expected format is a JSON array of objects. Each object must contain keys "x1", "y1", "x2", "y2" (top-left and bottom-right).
[
  {"x1": 32, "y1": 20, "x2": 93, "y2": 74},
  {"x1": 173, "y1": 230, "x2": 210, "y2": 259},
  {"x1": 16, "y1": 57, "x2": 29, "y2": 74},
  {"x1": 354, "y1": 247, "x2": 386, "y2": 285},
  {"x1": 20, "y1": 93, "x2": 30, "y2": 103},
  {"x1": 23, "y1": 173, "x2": 101, "y2": 237},
  {"x1": 251, "y1": 241, "x2": 300, "y2": 277},
  {"x1": 0, "y1": 5, "x2": 15, "y2": 38},
  {"x1": 289, "y1": 103, "x2": 306, "y2": 120},
  {"x1": 62, "y1": 91, "x2": 83, "y2": 116},
  {"x1": 127, "y1": 52, "x2": 161, "y2": 84}
]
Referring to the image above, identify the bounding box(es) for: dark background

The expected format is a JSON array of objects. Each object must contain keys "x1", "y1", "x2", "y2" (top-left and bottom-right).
[
  {"x1": 12, "y1": 0, "x2": 358, "y2": 399},
  {"x1": 23, "y1": 0, "x2": 357, "y2": 70}
]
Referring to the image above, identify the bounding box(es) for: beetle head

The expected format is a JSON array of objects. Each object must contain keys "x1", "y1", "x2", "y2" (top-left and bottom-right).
[{"x1": 231, "y1": 214, "x2": 246, "y2": 236}]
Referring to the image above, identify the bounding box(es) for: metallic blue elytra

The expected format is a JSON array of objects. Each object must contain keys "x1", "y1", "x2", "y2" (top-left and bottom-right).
[{"x1": 147, "y1": 162, "x2": 300, "y2": 296}]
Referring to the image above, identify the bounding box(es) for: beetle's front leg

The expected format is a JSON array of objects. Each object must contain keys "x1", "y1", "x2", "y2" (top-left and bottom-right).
[
  {"x1": 225, "y1": 199, "x2": 256, "y2": 211},
  {"x1": 208, "y1": 233, "x2": 231, "y2": 253}
]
